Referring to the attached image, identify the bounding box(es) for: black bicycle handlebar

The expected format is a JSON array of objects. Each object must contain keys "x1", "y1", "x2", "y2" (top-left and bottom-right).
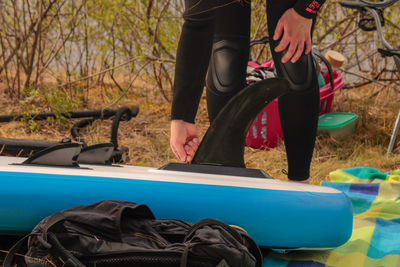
[
  {"x1": 360, "y1": 0, "x2": 398, "y2": 9},
  {"x1": 0, "y1": 106, "x2": 139, "y2": 122},
  {"x1": 340, "y1": 0, "x2": 398, "y2": 10}
]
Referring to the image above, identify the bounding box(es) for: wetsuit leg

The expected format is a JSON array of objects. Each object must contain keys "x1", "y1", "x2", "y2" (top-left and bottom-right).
[
  {"x1": 172, "y1": 0, "x2": 216, "y2": 123},
  {"x1": 267, "y1": 0, "x2": 320, "y2": 180},
  {"x1": 205, "y1": 1, "x2": 251, "y2": 123}
]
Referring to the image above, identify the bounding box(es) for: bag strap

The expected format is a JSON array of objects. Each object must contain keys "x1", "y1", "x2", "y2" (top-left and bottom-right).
[
  {"x1": 2, "y1": 232, "x2": 86, "y2": 267},
  {"x1": 46, "y1": 232, "x2": 86, "y2": 267},
  {"x1": 3, "y1": 234, "x2": 36, "y2": 267},
  {"x1": 3, "y1": 213, "x2": 80, "y2": 267},
  {"x1": 180, "y1": 243, "x2": 191, "y2": 267},
  {"x1": 40, "y1": 212, "x2": 67, "y2": 238}
]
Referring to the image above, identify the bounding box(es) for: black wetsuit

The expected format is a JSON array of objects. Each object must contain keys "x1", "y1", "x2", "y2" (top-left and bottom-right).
[{"x1": 171, "y1": 0, "x2": 325, "y2": 181}]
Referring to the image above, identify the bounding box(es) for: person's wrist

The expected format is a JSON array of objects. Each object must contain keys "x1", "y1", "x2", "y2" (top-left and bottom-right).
[
  {"x1": 291, "y1": 8, "x2": 313, "y2": 21},
  {"x1": 292, "y1": 5, "x2": 317, "y2": 20},
  {"x1": 171, "y1": 120, "x2": 183, "y2": 129}
]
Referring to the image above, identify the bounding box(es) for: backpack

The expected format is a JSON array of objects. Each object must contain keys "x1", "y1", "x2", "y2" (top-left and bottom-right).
[{"x1": 3, "y1": 200, "x2": 262, "y2": 267}]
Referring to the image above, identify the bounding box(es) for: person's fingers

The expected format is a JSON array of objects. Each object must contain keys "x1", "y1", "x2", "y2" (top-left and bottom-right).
[
  {"x1": 184, "y1": 143, "x2": 194, "y2": 163},
  {"x1": 273, "y1": 21, "x2": 284, "y2": 41},
  {"x1": 187, "y1": 140, "x2": 199, "y2": 153},
  {"x1": 291, "y1": 42, "x2": 304, "y2": 63},
  {"x1": 274, "y1": 36, "x2": 289, "y2": 53},
  {"x1": 281, "y1": 42, "x2": 298, "y2": 63},
  {"x1": 305, "y1": 38, "x2": 312, "y2": 55},
  {"x1": 192, "y1": 137, "x2": 199, "y2": 145},
  {"x1": 184, "y1": 144, "x2": 195, "y2": 158},
  {"x1": 171, "y1": 142, "x2": 187, "y2": 162},
  {"x1": 177, "y1": 146, "x2": 187, "y2": 162},
  {"x1": 170, "y1": 120, "x2": 190, "y2": 162},
  {"x1": 182, "y1": 140, "x2": 198, "y2": 164}
]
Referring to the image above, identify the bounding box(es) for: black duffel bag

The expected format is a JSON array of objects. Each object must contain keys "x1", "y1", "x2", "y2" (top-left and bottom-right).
[{"x1": 3, "y1": 200, "x2": 262, "y2": 267}]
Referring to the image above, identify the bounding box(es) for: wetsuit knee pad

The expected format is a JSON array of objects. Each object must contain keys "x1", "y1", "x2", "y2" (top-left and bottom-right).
[
  {"x1": 274, "y1": 51, "x2": 317, "y2": 93},
  {"x1": 206, "y1": 39, "x2": 249, "y2": 96}
]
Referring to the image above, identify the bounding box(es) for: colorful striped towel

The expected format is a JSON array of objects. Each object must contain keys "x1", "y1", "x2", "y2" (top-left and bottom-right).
[{"x1": 263, "y1": 167, "x2": 400, "y2": 267}]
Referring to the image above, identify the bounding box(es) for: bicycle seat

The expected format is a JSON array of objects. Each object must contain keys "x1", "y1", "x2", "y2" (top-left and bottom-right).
[{"x1": 340, "y1": 0, "x2": 398, "y2": 10}]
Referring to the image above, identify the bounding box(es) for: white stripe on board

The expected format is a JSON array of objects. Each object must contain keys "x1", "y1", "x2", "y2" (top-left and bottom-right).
[{"x1": 0, "y1": 156, "x2": 339, "y2": 193}]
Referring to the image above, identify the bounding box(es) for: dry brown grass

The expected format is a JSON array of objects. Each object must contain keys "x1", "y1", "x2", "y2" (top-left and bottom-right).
[{"x1": 1, "y1": 80, "x2": 400, "y2": 185}]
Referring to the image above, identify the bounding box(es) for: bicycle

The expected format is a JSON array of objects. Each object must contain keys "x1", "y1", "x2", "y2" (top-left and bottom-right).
[{"x1": 340, "y1": 0, "x2": 400, "y2": 156}]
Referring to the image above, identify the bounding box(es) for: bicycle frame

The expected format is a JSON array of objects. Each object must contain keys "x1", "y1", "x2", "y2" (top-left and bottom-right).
[{"x1": 341, "y1": 0, "x2": 400, "y2": 156}]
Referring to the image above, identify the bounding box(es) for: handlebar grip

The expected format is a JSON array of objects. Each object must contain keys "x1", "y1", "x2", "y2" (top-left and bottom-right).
[
  {"x1": 360, "y1": 0, "x2": 398, "y2": 8},
  {"x1": 340, "y1": 0, "x2": 398, "y2": 9}
]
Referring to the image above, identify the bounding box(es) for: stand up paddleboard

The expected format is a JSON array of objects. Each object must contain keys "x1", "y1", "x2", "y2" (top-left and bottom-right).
[{"x1": 0, "y1": 78, "x2": 353, "y2": 249}]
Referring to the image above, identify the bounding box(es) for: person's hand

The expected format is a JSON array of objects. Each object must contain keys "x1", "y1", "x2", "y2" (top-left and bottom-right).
[
  {"x1": 170, "y1": 120, "x2": 199, "y2": 163},
  {"x1": 273, "y1": 8, "x2": 313, "y2": 63}
]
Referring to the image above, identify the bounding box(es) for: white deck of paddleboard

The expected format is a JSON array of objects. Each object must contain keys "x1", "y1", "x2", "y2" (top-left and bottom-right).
[{"x1": 0, "y1": 156, "x2": 338, "y2": 193}]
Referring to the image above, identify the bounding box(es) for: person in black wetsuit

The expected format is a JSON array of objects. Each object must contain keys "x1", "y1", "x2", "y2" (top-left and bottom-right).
[{"x1": 170, "y1": 0, "x2": 325, "y2": 183}]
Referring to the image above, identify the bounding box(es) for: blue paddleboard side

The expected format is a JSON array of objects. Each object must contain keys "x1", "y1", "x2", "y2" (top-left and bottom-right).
[{"x1": 0, "y1": 171, "x2": 353, "y2": 248}]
